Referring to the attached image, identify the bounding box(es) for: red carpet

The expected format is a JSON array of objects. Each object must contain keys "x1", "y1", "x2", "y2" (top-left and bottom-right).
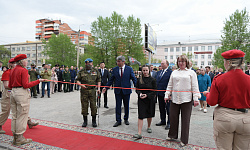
[{"x1": 3, "y1": 119, "x2": 174, "y2": 150}]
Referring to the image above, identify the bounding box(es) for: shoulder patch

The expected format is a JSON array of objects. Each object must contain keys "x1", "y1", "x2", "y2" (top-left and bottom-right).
[{"x1": 214, "y1": 73, "x2": 223, "y2": 80}]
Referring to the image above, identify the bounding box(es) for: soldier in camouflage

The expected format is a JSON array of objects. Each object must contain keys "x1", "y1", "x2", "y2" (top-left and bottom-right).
[
  {"x1": 28, "y1": 64, "x2": 40, "y2": 98},
  {"x1": 76, "y1": 58, "x2": 101, "y2": 127}
]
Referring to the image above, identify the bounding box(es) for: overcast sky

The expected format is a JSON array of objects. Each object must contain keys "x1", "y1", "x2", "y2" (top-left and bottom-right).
[{"x1": 0, "y1": 0, "x2": 249, "y2": 45}]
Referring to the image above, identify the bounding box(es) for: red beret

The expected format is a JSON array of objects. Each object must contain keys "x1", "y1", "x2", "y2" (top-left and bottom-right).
[
  {"x1": 8, "y1": 58, "x2": 15, "y2": 63},
  {"x1": 221, "y1": 49, "x2": 245, "y2": 59},
  {"x1": 14, "y1": 54, "x2": 27, "y2": 62}
]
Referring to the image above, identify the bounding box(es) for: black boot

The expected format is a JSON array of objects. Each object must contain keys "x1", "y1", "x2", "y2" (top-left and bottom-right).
[
  {"x1": 82, "y1": 116, "x2": 87, "y2": 127},
  {"x1": 92, "y1": 116, "x2": 97, "y2": 127}
]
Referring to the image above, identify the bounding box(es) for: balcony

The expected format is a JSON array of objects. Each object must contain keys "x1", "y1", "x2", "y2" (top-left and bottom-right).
[
  {"x1": 44, "y1": 31, "x2": 54, "y2": 35},
  {"x1": 44, "y1": 35, "x2": 51, "y2": 39},
  {"x1": 36, "y1": 28, "x2": 42, "y2": 32},
  {"x1": 36, "y1": 26, "x2": 43, "y2": 28},
  {"x1": 36, "y1": 33, "x2": 42, "y2": 35},
  {"x1": 44, "y1": 23, "x2": 54, "y2": 27},
  {"x1": 44, "y1": 27, "x2": 54, "y2": 31}
]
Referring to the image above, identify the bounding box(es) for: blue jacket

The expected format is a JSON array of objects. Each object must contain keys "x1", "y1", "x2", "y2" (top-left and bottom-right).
[
  {"x1": 106, "y1": 65, "x2": 137, "y2": 95},
  {"x1": 156, "y1": 69, "x2": 172, "y2": 96},
  {"x1": 70, "y1": 69, "x2": 76, "y2": 79}
]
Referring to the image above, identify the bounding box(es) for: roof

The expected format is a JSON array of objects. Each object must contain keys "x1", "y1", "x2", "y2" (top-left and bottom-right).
[{"x1": 158, "y1": 39, "x2": 222, "y2": 46}]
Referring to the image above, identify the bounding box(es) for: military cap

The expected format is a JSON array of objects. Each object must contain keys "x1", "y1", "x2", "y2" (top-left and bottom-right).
[
  {"x1": 65, "y1": 66, "x2": 69, "y2": 68},
  {"x1": 221, "y1": 49, "x2": 245, "y2": 59},
  {"x1": 31, "y1": 63, "x2": 35, "y2": 66},
  {"x1": 55, "y1": 64, "x2": 59, "y2": 67},
  {"x1": 8, "y1": 58, "x2": 15, "y2": 63},
  {"x1": 14, "y1": 54, "x2": 27, "y2": 62},
  {"x1": 85, "y1": 58, "x2": 93, "y2": 63}
]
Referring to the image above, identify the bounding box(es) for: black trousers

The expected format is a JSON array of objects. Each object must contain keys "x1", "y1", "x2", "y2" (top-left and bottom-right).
[
  {"x1": 98, "y1": 87, "x2": 108, "y2": 106},
  {"x1": 58, "y1": 82, "x2": 62, "y2": 92},
  {"x1": 158, "y1": 95, "x2": 170, "y2": 125}
]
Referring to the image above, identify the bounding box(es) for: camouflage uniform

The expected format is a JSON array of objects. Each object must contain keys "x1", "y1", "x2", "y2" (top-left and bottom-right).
[
  {"x1": 28, "y1": 69, "x2": 39, "y2": 97},
  {"x1": 62, "y1": 70, "x2": 71, "y2": 92},
  {"x1": 76, "y1": 67, "x2": 101, "y2": 116}
]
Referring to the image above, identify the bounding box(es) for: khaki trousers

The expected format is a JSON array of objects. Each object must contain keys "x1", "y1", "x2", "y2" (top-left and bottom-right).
[
  {"x1": 213, "y1": 106, "x2": 250, "y2": 150},
  {"x1": 10, "y1": 88, "x2": 30, "y2": 134},
  {"x1": 0, "y1": 89, "x2": 11, "y2": 125}
]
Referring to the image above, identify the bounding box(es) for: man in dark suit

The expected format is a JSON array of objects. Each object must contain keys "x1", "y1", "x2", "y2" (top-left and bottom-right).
[
  {"x1": 205, "y1": 66, "x2": 214, "y2": 83},
  {"x1": 245, "y1": 62, "x2": 250, "y2": 75},
  {"x1": 150, "y1": 65, "x2": 157, "y2": 79},
  {"x1": 189, "y1": 61, "x2": 196, "y2": 72},
  {"x1": 156, "y1": 60, "x2": 172, "y2": 130},
  {"x1": 98, "y1": 62, "x2": 110, "y2": 108},
  {"x1": 102, "y1": 56, "x2": 137, "y2": 127},
  {"x1": 216, "y1": 68, "x2": 224, "y2": 75}
]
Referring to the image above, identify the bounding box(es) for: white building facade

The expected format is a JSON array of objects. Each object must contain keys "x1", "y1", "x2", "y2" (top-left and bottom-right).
[{"x1": 154, "y1": 40, "x2": 221, "y2": 68}]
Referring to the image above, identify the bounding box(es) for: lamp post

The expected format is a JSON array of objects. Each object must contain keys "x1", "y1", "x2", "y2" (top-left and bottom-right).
[{"x1": 77, "y1": 24, "x2": 84, "y2": 69}]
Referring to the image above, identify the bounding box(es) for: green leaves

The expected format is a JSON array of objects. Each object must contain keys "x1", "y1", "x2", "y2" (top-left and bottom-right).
[
  {"x1": 87, "y1": 11, "x2": 144, "y2": 69},
  {"x1": 42, "y1": 33, "x2": 77, "y2": 67},
  {"x1": 0, "y1": 45, "x2": 11, "y2": 65},
  {"x1": 213, "y1": 8, "x2": 250, "y2": 69}
]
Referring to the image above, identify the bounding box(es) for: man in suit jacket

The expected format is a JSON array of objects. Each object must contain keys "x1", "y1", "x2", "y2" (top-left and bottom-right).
[
  {"x1": 156, "y1": 60, "x2": 172, "y2": 130},
  {"x1": 216, "y1": 68, "x2": 224, "y2": 75},
  {"x1": 98, "y1": 62, "x2": 110, "y2": 108},
  {"x1": 102, "y1": 56, "x2": 137, "y2": 127},
  {"x1": 150, "y1": 65, "x2": 157, "y2": 79},
  {"x1": 205, "y1": 66, "x2": 214, "y2": 83}
]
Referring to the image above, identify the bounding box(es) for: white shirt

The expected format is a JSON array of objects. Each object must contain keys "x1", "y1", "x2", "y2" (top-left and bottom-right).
[
  {"x1": 119, "y1": 65, "x2": 125, "y2": 77},
  {"x1": 165, "y1": 68, "x2": 201, "y2": 104}
]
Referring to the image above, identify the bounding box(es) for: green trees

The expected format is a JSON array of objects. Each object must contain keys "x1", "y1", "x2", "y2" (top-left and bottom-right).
[
  {"x1": 85, "y1": 11, "x2": 145, "y2": 69},
  {"x1": 42, "y1": 33, "x2": 77, "y2": 67},
  {"x1": 213, "y1": 8, "x2": 250, "y2": 69},
  {"x1": 0, "y1": 45, "x2": 11, "y2": 65}
]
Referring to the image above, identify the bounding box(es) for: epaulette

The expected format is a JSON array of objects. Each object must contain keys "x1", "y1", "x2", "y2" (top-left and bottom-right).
[{"x1": 214, "y1": 73, "x2": 223, "y2": 80}]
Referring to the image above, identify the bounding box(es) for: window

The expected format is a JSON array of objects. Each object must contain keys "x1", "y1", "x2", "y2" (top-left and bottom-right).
[
  {"x1": 195, "y1": 55, "x2": 198, "y2": 59},
  {"x1": 11, "y1": 54, "x2": 15, "y2": 57},
  {"x1": 38, "y1": 60, "x2": 41, "y2": 64},
  {"x1": 182, "y1": 47, "x2": 186, "y2": 52},
  {"x1": 12, "y1": 48, "x2": 15, "y2": 52},
  {"x1": 208, "y1": 55, "x2": 211, "y2": 59},
  {"x1": 28, "y1": 60, "x2": 30, "y2": 63},
  {"x1": 164, "y1": 48, "x2": 168, "y2": 52},
  {"x1": 201, "y1": 46, "x2": 205, "y2": 51},
  {"x1": 201, "y1": 61, "x2": 204, "y2": 65},
  {"x1": 194, "y1": 46, "x2": 198, "y2": 51},
  {"x1": 32, "y1": 60, "x2": 36, "y2": 64},
  {"x1": 176, "y1": 55, "x2": 179, "y2": 58},
  {"x1": 208, "y1": 61, "x2": 212, "y2": 65},
  {"x1": 38, "y1": 46, "x2": 42, "y2": 50},
  {"x1": 194, "y1": 61, "x2": 197, "y2": 66},
  {"x1": 32, "y1": 46, "x2": 36, "y2": 51},
  {"x1": 165, "y1": 56, "x2": 167, "y2": 59},
  {"x1": 7, "y1": 48, "x2": 10, "y2": 50},
  {"x1": 170, "y1": 47, "x2": 174, "y2": 52},
  {"x1": 188, "y1": 47, "x2": 192, "y2": 52},
  {"x1": 22, "y1": 47, "x2": 25, "y2": 51},
  {"x1": 27, "y1": 47, "x2": 31, "y2": 51},
  {"x1": 208, "y1": 46, "x2": 212, "y2": 50},
  {"x1": 215, "y1": 45, "x2": 219, "y2": 50},
  {"x1": 170, "y1": 55, "x2": 173, "y2": 59},
  {"x1": 27, "y1": 54, "x2": 30, "y2": 57},
  {"x1": 38, "y1": 53, "x2": 42, "y2": 57},
  {"x1": 32, "y1": 54, "x2": 36, "y2": 57},
  {"x1": 201, "y1": 55, "x2": 205, "y2": 59},
  {"x1": 16, "y1": 47, "x2": 20, "y2": 51},
  {"x1": 176, "y1": 47, "x2": 180, "y2": 52}
]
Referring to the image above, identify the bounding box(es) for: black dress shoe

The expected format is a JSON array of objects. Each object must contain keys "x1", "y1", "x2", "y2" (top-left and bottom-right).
[
  {"x1": 165, "y1": 124, "x2": 170, "y2": 130},
  {"x1": 124, "y1": 120, "x2": 129, "y2": 125},
  {"x1": 104, "y1": 106, "x2": 109, "y2": 109},
  {"x1": 113, "y1": 122, "x2": 121, "y2": 127},
  {"x1": 48, "y1": 96, "x2": 50, "y2": 98},
  {"x1": 33, "y1": 96, "x2": 37, "y2": 98},
  {"x1": 41, "y1": 96, "x2": 44, "y2": 98},
  {"x1": 156, "y1": 121, "x2": 166, "y2": 126}
]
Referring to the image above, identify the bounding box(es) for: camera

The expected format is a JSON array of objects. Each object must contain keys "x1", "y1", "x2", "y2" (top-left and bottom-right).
[{"x1": 32, "y1": 67, "x2": 35, "y2": 69}]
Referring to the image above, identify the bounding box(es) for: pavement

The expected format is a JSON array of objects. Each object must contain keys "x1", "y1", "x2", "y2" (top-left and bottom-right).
[{"x1": 0, "y1": 88, "x2": 216, "y2": 149}]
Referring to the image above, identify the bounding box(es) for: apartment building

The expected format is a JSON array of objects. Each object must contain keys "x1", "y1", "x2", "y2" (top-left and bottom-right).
[
  {"x1": 36, "y1": 19, "x2": 90, "y2": 46},
  {"x1": 3, "y1": 41, "x2": 84, "y2": 68},
  {"x1": 154, "y1": 40, "x2": 221, "y2": 68}
]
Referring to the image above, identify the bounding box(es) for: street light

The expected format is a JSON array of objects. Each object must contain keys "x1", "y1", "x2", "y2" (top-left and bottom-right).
[{"x1": 77, "y1": 24, "x2": 84, "y2": 69}]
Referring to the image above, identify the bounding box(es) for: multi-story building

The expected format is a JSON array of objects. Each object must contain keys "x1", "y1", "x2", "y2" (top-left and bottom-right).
[
  {"x1": 154, "y1": 40, "x2": 222, "y2": 68},
  {"x1": 2, "y1": 41, "x2": 84, "y2": 68},
  {"x1": 36, "y1": 19, "x2": 90, "y2": 46}
]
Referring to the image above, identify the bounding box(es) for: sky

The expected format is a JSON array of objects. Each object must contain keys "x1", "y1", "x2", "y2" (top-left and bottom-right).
[{"x1": 0, "y1": 0, "x2": 249, "y2": 45}]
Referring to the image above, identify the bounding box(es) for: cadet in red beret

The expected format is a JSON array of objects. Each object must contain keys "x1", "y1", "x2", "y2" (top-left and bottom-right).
[
  {"x1": 203, "y1": 49, "x2": 250, "y2": 150},
  {"x1": 0, "y1": 58, "x2": 16, "y2": 134},
  {"x1": 8, "y1": 54, "x2": 45, "y2": 145}
]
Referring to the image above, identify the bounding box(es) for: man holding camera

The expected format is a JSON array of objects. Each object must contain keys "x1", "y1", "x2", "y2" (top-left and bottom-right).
[{"x1": 28, "y1": 64, "x2": 40, "y2": 98}]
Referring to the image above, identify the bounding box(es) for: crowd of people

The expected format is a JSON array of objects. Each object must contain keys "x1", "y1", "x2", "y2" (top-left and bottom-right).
[{"x1": 0, "y1": 49, "x2": 249, "y2": 149}]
